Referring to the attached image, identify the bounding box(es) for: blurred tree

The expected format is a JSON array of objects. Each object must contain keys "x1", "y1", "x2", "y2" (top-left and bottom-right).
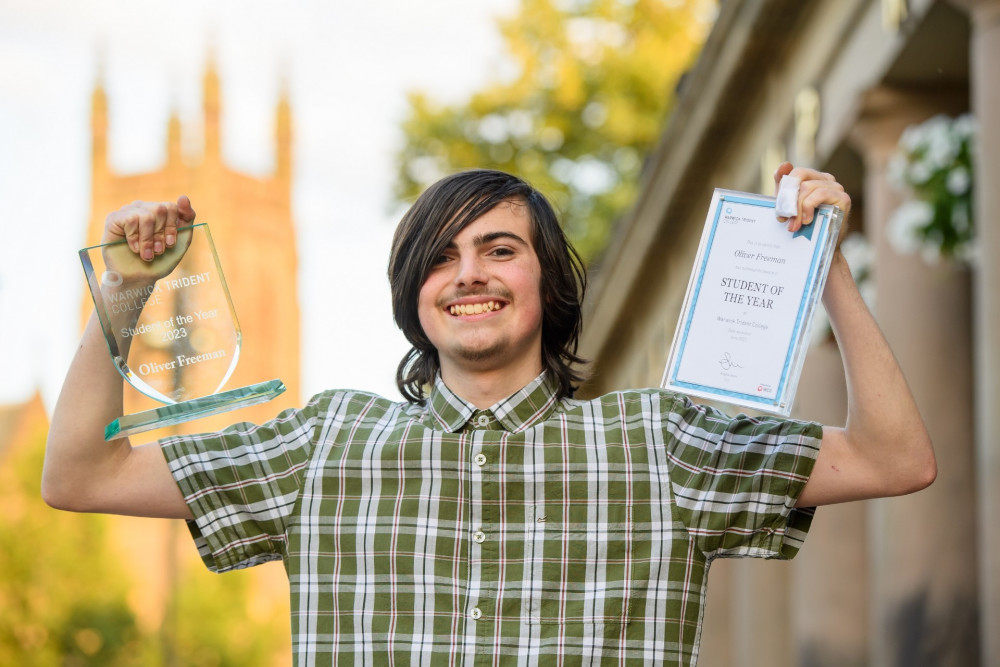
[
  {"x1": 395, "y1": 0, "x2": 717, "y2": 262},
  {"x1": 0, "y1": 412, "x2": 151, "y2": 666},
  {"x1": 170, "y1": 564, "x2": 287, "y2": 667},
  {"x1": 0, "y1": 412, "x2": 284, "y2": 666}
]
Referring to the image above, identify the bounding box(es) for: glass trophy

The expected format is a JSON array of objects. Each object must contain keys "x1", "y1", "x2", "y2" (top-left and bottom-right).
[{"x1": 80, "y1": 223, "x2": 286, "y2": 440}]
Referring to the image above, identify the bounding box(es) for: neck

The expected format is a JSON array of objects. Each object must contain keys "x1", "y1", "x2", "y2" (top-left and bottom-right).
[{"x1": 439, "y1": 357, "x2": 543, "y2": 409}]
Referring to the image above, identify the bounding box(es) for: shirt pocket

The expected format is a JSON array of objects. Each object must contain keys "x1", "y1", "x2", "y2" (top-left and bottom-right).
[{"x1": 522, "y1": 502, "x2": 634, "y2": 626}]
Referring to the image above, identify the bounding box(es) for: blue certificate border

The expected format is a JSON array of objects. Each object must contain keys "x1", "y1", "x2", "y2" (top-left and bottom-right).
[{"x1": 665, "y1": 192, "x2": 833, "y2": 412}]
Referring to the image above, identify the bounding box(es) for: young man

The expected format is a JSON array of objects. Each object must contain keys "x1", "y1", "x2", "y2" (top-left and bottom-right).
[{"x1": 44, "y1": 166, "x2": 935, "y2": 664}]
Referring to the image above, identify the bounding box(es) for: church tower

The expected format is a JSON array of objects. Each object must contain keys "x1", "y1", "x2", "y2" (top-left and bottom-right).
[{"x1": 84, "y1": 58, "x2": 301, "y2": 439}]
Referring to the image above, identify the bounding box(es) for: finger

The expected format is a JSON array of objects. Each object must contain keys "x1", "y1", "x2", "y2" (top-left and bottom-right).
[
  {"x1": 164, "y1": 198, "x2": 185, "y2": 248},
  {"x1": 104, "y1": 208, "x2": 133, "y2": 247},
  {"x1": 163, "y1": 210, "x2": 177, "y2": 248},
  {"x1": 789, "y1": 167, "x2": 835, "y2": 185},
  {"x1": 167, "y1": 195, "x2": 196, "y2": 250},
  {"x1": 176, "y1": 195, "x2": 196, "y2": 224},
  {"x1": 122, "y1": 212, "x2": 141, "y2": 253},
  {"x1": 783, "y1": 170, "x2": 840, "y2": 232},
  {"x1": 789, "y1": 169, "x2": 834, "y2": 228},
  {"x1": 157, "y1": 201, "x2": 180, "y2": 252},
  {"x1": 796, "y1": 188, "x2": 851, "y2": 248},
  {"x1": 798, "y1": 188, "x2": 824, "y2": 227},
  {"x1": 800, "y1": 182, "x2": 849, "y2": 226},
  {"x1": 151, "y1": 203, "x2": 173, "y2": 257},
  {"x1": 136, "y1": 204, "x2": 164, "y2": 261}
]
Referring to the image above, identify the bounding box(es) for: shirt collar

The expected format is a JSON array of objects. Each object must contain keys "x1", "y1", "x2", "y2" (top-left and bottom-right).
[{"x1": 427, "y1": 371, "x2": 561, "y2": 433}]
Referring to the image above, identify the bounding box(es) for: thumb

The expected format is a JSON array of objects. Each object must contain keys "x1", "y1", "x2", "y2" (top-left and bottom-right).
[
  {"x1": 176, "y1": 195, "x2": 196, "y2": 223},
  {"x1": 773, "y1": 162, "x2": 793, "y2": 194}
]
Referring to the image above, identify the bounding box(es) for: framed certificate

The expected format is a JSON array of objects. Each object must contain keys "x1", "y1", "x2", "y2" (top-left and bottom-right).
[{"x1": 661, "y1": 189, "x2": 843, "y2": 416}]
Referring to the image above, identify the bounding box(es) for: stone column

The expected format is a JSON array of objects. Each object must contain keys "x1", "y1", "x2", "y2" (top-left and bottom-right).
[
  {"x1": 698, "y1": 560, "x2": 735, "y2": 667},
  {"x1": 730, "y1": 559, "x2": 793, "y2": 667},
  {"x1": 850, "y1": 87, "x2": 978, "y2": 667},
  {"x1": 791, "y1": 343, "x2": 867, "y2": 667},
  {"x1": 949, "y1": 2, "x2": 1000, "y2": 663}
]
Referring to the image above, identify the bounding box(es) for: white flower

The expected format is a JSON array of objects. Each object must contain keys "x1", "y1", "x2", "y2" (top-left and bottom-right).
[
  {"x1": 887, "y1": 154, "x2": 908, "y2": 189},
  {"x1": 907, "y1": 159, "x2": 934, "y2": 185},
  {"x1": 899, "y1": 124, "x2": 925, "y2": 153},
  {"x1": 951, "y1": 201, "x2": 971, "y2": 232},
  {"x1": 946, "y1": 166, "x2": 971, "y2": 195},
  {"x1": 952, "y1": 114, "x2": 977, "y2": 141},
  {"x1": 887, "y1": 200, "x2": 932, "y2": 255},
  {"x1": 888, "y1": 113, "x2": 976, "y2": 266},
  {"x1": 924, "y1": 116, "x2": 958, "y2": 169}
]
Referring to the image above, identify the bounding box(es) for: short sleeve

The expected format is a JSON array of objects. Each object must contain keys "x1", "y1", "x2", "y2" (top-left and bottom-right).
[
  {"x1": 160, "y1": 392, "x2": 333, "y2": 572},
  {"x1": 663, "y1": 393, "x2": 821, "y2": 560}
]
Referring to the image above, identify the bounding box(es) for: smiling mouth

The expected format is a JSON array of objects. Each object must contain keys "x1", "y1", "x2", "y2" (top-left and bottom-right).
[{"x1": 448, "y1": 300, "x2": 505, "y2": 316}]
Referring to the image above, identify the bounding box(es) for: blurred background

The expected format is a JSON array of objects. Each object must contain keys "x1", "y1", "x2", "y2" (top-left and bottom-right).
[{"x1": 2, "y1": 0, "x2": 997, "y2": 665}]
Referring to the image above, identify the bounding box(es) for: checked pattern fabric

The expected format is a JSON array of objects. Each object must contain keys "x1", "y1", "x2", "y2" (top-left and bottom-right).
[{"x1": 161, "y1": 372, "x2": 820, "y2": 666}]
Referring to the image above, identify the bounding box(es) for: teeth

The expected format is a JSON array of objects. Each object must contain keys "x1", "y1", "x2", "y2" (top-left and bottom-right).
[{"x1": 449, "y1": 301, "x2": 501, "y2": 316}]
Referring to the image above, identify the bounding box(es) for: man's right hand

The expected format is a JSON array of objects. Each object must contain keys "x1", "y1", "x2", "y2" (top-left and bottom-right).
[
  {"x1": 104, "y1": 195, "x2": 196, "y2": 261},
  {"x1": 100, "y1": 196, "x2": 196, "y2": 292}
]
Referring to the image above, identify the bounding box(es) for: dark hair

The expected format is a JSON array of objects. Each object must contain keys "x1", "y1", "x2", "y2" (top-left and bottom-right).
[{"x1": 388, "y1": 169, "x2": 588, "y2": 404}]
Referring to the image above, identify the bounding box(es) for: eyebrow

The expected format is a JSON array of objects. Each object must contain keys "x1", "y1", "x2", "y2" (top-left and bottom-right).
[{"x1": 444, "y1": 231, "x2": 530, "y2": 249}]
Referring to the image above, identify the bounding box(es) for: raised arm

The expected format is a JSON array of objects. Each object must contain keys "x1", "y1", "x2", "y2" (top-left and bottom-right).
[
  {"x1": 42, "y1": 197, "x2": 196, "y2": 519},
  {"x1": 770, "y1": 163, "x2": 936, "y2": 507}
]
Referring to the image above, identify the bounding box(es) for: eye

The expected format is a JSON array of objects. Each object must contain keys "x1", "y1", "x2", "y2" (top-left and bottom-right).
[{"x1": 489, "y1": 246, "x2": 515, "y2": 258}]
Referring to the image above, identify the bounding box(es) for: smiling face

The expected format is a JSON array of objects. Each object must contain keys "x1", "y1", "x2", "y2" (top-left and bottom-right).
[{"x1": 417, "y1": 200, "x2": 544, "y2": 380}]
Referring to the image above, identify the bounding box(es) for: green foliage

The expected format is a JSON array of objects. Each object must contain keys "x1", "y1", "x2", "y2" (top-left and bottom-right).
[
  {"x1": 887, "y1": 113, "x2": 977, "y2": 265},
  {"x1": 58, "y1": 602, "x2": 146, "y2": 667},
  {"x1": 169, "y1": 563, "x2": 287, "y2": 667},
  {"x1": 395, "y1": 0, "x2": 717, "y2": 262},
  {"x1": 0, "y1": 419, "x2": 286, "y2": 665},
  {"x1": 0, "y1": 423, "x2": 152, "y2": 666}
]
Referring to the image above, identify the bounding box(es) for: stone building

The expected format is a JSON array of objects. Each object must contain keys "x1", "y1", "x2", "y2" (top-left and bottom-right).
[{"x1": 579, "y1": 0, "x2": 997, "y2": 665}]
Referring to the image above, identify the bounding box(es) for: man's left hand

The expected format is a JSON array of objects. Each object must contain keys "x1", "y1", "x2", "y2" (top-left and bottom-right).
[{"x1": 773, "y1": 162, "x2": 851, "y2": 246}]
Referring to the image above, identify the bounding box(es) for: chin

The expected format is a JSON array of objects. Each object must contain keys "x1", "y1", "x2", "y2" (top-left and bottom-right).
[{"x1": 454, "y1": 341, "x2": 509, "y2": 364}]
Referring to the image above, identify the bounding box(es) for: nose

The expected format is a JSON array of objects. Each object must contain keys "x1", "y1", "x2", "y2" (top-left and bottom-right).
[{"x1": 454, "y1": 252, "x2": 488, "y2": 288}]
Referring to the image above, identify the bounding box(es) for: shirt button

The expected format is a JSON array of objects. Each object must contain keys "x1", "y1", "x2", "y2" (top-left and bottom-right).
[
  {"x1": 471, "y1": 607, "x2": 482, "y2": 620},
  {"x1": 473, "y1": 530, "x2": 486, "y2": 543},
  {"x1": 474, "y1": 453, "x2": 487, "y2": 466},
  {"x1": 476, "y1": 414, "x2": 490, "y2": 427}
]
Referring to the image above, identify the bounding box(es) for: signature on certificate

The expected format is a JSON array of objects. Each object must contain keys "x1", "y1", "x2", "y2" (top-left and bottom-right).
[{"x1": 718, "y1": 352, "x2": 743, "y2": 371}]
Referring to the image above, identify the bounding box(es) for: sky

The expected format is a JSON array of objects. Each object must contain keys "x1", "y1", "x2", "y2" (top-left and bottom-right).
[{"x1": 0, "y1": 0, "x2": 518, "y2": 409}]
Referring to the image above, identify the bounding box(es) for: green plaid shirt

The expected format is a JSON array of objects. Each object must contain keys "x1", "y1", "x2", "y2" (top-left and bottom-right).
[{"x1": 161, "y1": 372, "x2": 820, "y2": 666}]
